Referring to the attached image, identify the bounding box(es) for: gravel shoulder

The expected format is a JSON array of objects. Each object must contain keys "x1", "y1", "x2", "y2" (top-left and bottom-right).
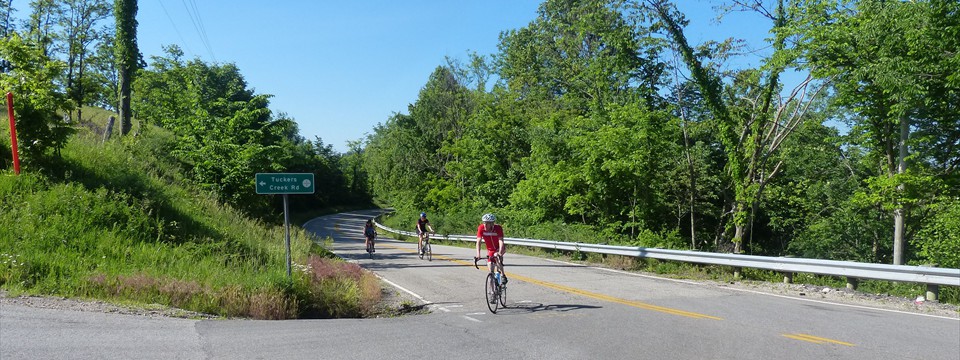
[
  {"x1": 0, "y1": 279, "x2": 426, "y2": 321},
  {"x1": 716, "y1": 280, "x2": 959, "y2": 319},
  {"x1": 3, "y1": 279, "x2": 956, "y2": 320},
  {"x1": 0, "y1": 289, "x2": 219, "y2": 319}
]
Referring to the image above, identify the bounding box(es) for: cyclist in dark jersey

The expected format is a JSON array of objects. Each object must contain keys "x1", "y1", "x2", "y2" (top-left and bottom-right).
[
  {"x1": 416, "y1": 212, "x2": 434, "y2": 255},
  {"x1": 363, "y1": 219, "x2": 377, "y2": 253}
]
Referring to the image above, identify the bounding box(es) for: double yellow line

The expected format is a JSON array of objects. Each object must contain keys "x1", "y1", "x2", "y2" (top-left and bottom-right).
[
  {"x1": 379, "y1": 242, "x2": 857, "y2": 347},
  {"x1": 782, "y1": 333, "x2": 855, "y2": 346},
  {"x1": 380, "y1": 242, "x2": 721, "y2": 320}
]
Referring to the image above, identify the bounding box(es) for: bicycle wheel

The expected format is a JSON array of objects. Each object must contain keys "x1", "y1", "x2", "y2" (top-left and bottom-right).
[
  {"x1": 485, "y1": 273, "x2": 499, "y2": 313},
  {"x1": 498, "y1": 275, "x2": 507, "y2": 307},
  {"x1": 426, "y1": 243, "x2": 432, "y2": 261}
]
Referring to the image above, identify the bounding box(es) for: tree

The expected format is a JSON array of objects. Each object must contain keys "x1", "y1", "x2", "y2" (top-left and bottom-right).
[
  {"x1": 1, "y1": 0, "x2": 12, "y2": 73},
  {"x1": 643, "y1": 0, "x2": 830, "y2": 253},
  {"x1": 0, "y1": 32, "x2": 73, "y2": 162},
  {"x1": 795, "y1": 0, "x2": 960, "y2": 264},
  {"x1": 132, "y1": 50, "x2": 315, "y2": 215},
  {"x1": 498, "y1": 0, "x2": 664, "y2": 112},
  {"x1": 114, "y1": 0, "x2": 137, "y2": 135},
  {"x1": 498, "y1": 0, "x2": 670, "y2": 231},
  {"x1": 57, "y1": 0, "x2": 110, "y2": 122},
  {"x1": 85, "y1": 30, "x2": 117, "y2": 110},
  {"x1": 23, "y1": 0, "x2": 57, "y2": 57},
  {"x1": 1, "y1": 0, "x2": 13, "y2": 39}
]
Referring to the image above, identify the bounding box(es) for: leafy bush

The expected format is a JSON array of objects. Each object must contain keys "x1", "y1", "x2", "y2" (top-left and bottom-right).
[
  {"x1": 0, "y1": 129, "x2": 380, "y2": 319},
  {"x1": 0, "y1": 33, "x2": 74, "y2": 164},
  {"x1": 914, "y1": 198, "x2": 960, "y2": 269}
]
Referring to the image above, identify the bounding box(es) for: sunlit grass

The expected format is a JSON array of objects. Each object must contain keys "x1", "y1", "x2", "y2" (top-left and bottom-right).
[{"x1": 0, "y1": 123, "x2": 379, "y2": 319}]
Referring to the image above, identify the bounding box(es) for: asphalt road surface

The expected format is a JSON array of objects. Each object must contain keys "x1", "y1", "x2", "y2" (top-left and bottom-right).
[{"x1": 2, "y1": 209, "x2": 958, "y2": 359}]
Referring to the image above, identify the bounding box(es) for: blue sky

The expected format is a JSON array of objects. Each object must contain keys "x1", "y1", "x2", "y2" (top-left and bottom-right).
[
  {"x1": 136, "y1": 0, "x2": 784, "y2": 152},
  {"x1": 11, "y1": 0, "x2": 779, "y2": 152}
]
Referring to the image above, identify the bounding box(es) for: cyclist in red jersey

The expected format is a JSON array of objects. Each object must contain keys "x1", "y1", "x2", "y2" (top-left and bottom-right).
[{"x1": 475, "y1": 213, "x2": 506, "y2": 284}]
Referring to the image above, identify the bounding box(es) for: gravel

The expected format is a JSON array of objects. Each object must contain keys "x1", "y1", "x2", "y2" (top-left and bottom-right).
[
  {"x1": 717, "y1": 280, "x2": 960, "y2": 318},
  {"x1": 3, "y1": 280, "x2": 956, "y2": 320},
  {"x1": 0, "y1": 290, "x2": 219, "y2": 319},
  {"x1": 0, "y1": 281, "x2": 425, "y2": 320}
]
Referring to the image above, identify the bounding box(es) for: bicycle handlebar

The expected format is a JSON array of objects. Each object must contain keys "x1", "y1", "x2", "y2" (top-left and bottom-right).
[{"x1": 473, "y1": 255, "x2": 503, "y2": 269}]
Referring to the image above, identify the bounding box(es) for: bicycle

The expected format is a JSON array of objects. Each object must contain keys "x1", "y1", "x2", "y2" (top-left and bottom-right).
[
  {"x1": 474, "y1": 255, "x2": 507, "y2": 313},
  {"x1": 418, "y1": 232, "x2": 433, "y2": 261},
  {"x1": 365, "y1": 233, "x2": 376, "y2": 259}
]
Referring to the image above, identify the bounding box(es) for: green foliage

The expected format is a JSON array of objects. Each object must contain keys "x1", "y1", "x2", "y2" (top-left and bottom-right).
[
  {"x1": 130, "y1": 48, "x2": 357, "y2": 218},
  {"x1": 0, "y1": 130, "x2": 377, "y2": 318},
  {"x1": 793, "y1": 0, "x2": 960, "y2": 264},
  {"x1": 498, "y1": 0, "x2": 665, "y2": 110},
  {"x1": 322, "y1": 0, "x2": 960, "y2": 295},
  {"x1": 914, "y1": 198, "x2": 960, "y2": 269},
  {"x1": 0, "y1": 32, "x2": 75, "y2": 164}
]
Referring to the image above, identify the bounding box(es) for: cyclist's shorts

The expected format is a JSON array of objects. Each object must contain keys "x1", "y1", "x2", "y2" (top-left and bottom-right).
[{"x1": 487, "y1": 250, "x2": 500, "y2": 263}]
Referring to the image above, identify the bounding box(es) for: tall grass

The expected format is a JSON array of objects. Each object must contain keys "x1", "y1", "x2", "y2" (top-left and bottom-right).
[{"x1": 0, "y1": 123, "x2": 379, "y2": 319}]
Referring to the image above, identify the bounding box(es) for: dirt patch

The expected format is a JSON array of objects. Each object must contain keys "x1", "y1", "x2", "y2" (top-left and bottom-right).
[
  {"x1": 1, "y1": 284, "x2": 428, "y2": 320},
  {"x1": 0, "y1": 289, "x2": 218, "y2": 319},
  {"x1": 367, "y1": 280, "x2": 431, "y2": 318}
]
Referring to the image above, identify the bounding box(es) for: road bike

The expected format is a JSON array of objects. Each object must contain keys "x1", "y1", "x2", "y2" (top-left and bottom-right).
[
  {"x1": 474, "y1": 255, "x2": 507, "y2": 313},
  {"x1": 365, "y1": 232, "x2": 376, "y2": 259},
  {"x1": 418, "y1": 232, "x2": 433, "y2": 261}
]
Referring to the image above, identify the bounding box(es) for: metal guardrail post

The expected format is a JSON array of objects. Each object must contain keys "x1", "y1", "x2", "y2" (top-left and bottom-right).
[
  {"x1": 783, "y1": 272, "x2": 794, "y2": 284},
  {"x1": 922, "y1": 263, "x2": 940, "y2": 302},
  {"x1": 846, "y1": 277, "x2": 859, "y2": 290},
  {"x1": 926, "y1": 284, "x2": 939, "y2": 302},
  {"x1": 371, "y1": 219, "x2": 960, "y2": 289}
]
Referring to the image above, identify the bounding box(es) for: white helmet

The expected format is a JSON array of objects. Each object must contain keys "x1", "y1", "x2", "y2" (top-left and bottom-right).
[{"x1": 481, "y1": 213, "x2": 496, "y2": 222}]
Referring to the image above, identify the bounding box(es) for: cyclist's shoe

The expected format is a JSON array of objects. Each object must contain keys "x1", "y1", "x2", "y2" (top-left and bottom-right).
[
  {"x1": 502, "y1": 276, "x2": 508, "y2": 285},
  {"x1": 490, "y1": 296, "x2": 498, "y2": 304}
]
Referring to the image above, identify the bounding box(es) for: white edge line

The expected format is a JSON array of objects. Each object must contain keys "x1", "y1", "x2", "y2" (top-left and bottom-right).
[
  {"x1": 462, "y1": 315, "x2": 482, "y2": 323},
  {"x1": 542, "y1": 258, "x2": 959, "y2": 321},
  {"x1": 351, "y1": 222, "x2": 959, "y2": 321},
  {"x1": 372, "y1": 273, "x2": 432, "y2": 306},
  {"x1": 721, "y1": 286, "x2": 960, "y2": 321}
]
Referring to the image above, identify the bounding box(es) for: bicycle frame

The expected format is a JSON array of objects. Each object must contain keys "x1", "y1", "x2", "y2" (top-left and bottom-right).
[
  {"x1": 418, "y1": 232, "x2": 433, "y2": 261},
  {"x1": 474, "y1": 256, "x2": 507, "y2": 312}
]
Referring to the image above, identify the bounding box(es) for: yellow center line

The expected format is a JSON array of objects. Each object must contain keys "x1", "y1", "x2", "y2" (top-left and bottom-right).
[
  {"x1": 782, "y1": 333, "x2": 855, "y2": 346},
  {"x1": 376, "y1": 242, "x2": 722, "y2": 320}
]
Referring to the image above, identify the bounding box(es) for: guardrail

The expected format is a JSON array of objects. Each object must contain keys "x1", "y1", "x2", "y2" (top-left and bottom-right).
[{"x1": 374, "y1": 222, "x2": 960, "y2": 301}]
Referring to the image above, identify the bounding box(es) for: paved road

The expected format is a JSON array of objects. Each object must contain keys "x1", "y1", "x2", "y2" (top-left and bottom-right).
[{"x1": 2, "y1": 209, "x2": 958, "y2": 359}]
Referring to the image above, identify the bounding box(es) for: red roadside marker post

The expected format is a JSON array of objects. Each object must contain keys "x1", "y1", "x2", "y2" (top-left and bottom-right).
[{"x1": 6, "y1": 92, "x2": 21, "y2": 175}]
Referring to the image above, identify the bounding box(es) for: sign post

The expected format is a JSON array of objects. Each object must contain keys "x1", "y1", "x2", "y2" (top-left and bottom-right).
[{"x1": 256, "y1": 173, "x2": 315, "y2": 278}]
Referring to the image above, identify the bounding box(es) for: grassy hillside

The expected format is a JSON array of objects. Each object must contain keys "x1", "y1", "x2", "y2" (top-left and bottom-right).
[{"x1": 0, "y1": 115, "x2": 380, "y2": 319}]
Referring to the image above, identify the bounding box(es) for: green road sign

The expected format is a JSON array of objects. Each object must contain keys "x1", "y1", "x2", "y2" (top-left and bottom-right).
[{"x1": 256, "y1": 173, "x2": 315, "y2": 194}]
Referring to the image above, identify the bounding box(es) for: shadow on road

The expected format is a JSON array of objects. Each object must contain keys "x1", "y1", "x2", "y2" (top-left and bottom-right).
[{"x1": 499, "y1": 302, "x2": 603, "y2": 314}]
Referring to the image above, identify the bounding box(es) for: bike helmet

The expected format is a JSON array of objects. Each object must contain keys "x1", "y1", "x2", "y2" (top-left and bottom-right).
[
  {"x1": 420, "y1": 212, "x2": 427, "y2": 218},
  {"x1": 482, "y1": 213, "x2": 496, "y2": 222}
]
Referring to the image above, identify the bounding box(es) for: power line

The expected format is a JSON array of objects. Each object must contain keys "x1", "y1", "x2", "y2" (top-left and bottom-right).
[
  {"x1": 155, "y1": 0, "x2": 194, "y2": 56},
  {"x1": 178, "y1": 0, "x2": 215, "y2": 62},
  {"x1": 187, "y1": 0, "x2": 216, "y2": 62}
]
